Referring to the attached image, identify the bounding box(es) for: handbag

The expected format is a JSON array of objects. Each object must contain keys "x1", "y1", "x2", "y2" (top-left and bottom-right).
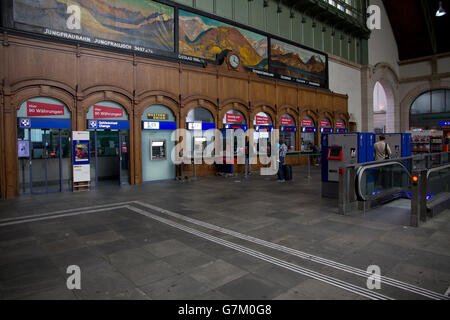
[{"x1": 384, "y1": 143, "x2": 390, "y2": 160}]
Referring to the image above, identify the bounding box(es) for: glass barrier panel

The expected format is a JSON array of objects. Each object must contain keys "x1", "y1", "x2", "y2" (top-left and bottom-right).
[{"x1": 359, "y1": 163, "x2": 411, "y2": 199}]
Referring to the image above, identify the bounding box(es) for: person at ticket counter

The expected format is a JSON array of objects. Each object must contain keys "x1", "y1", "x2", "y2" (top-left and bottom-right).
[{"x1": 277, "y1": 140, "x2": 288, "y2": 182}]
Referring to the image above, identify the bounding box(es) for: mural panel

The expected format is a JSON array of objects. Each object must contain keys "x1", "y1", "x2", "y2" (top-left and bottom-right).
[{"x1": 178, "y1": 9, "x2": 268, "y2": 69}]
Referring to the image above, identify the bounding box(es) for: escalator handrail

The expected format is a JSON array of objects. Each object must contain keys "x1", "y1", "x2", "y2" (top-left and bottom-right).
[
  {"x1": 356, "y1": 161, "x2": 413, "y2": 202},
  {"x1": 426, "y1": 163, "x2": 450, "y2": 179}
]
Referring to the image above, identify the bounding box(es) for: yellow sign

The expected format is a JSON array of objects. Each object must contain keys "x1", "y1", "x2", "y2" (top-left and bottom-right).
[{"x1": 148, "y1": 113, "x2": 168, "y2": 120}]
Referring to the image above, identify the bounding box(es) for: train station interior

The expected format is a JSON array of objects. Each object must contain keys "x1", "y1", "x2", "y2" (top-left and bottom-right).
[{"x1": 0, "y1": 0, "x2": 449, "y2": 302}]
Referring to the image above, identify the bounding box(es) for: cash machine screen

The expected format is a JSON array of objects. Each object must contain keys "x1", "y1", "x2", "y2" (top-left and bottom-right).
[
  {"x1": 151, "y1": 140, "x2": 166, "y2": 160},
  {"x1": 327, "y1": 147, "x2": 343, "y2": 160}
]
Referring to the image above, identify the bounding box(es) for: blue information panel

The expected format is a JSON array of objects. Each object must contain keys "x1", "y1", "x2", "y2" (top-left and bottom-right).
[
  {"x1": 88, "y1": 120, "x2": 130, "y2": 130},
  {"x1": 302, "y1": 127, "x2": 317, "y2": 133},
  {"x1": 224, "y1": 124, "x2": 248, "y2": 131},
  {"x1": 187, "y1": 122, "x2": 216, "y2": 131},
  {"x1": 19, "y1": 118, "x2": 72, "y2": 129},
  {"x1": 321, "y1": 128, "x2": 334, "y2": 133},
  {"x1": 336, "y1": 128, "x2": 348, "y2": 133},
  {"x1": 255, "y1": 125, "x2": 274, "y2": 132},
  {"x1": 281, "y1": 126, "x2": 298, "y2": 132},
  {"x1": 142, "y1": 121, "x2": 177, "y2": 130}
]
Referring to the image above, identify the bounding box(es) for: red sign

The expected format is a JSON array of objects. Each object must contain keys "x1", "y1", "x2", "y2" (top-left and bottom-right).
[
  {"x1": 281, "y1": 116, "x2": 294, "y2": 126},
  {"x1": 320, "y1": 120, "x2": 331, "y2": 128},
  {"x1": 27, "y1": 101, "x2": 65, "y2": 117},
  {"x1": 336, "y1": 120, "x2": 346, "y2": 128},
  {"x1": 93, "y1": 105, "x2": 124, "y2": 119},
  {"x1": 256, "y1": 115, "x2": 270, "y2": 125},
  {"x1": 302, "y1": 119, "x2": 314, "y2": 127},
  {"x1": 226, "y1": 113, "x2": 243, "y2": 124}
]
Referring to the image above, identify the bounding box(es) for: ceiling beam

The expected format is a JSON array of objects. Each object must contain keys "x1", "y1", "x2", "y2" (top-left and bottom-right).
[{"x1": 419, "y1": 0, "x2": 438, "y2": 54}]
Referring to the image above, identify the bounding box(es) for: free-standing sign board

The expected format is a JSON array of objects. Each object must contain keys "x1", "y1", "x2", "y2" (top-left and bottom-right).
[
  {"x1": 72, "y1": 131, "x2": 90, "y2": 183},
  {"x1": 18, "y1": 140, "x2": 30, "y2": 158}
]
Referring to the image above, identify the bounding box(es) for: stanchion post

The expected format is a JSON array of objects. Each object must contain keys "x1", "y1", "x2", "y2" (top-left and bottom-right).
[
  {"x1": 306, "y1": 154, "x2": 312, "y2": 179},
  {"x1": 338, "y1": 167, "x2": 348, "y2": 215}
]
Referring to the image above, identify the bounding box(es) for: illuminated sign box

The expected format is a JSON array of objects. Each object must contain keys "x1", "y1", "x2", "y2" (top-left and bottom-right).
[{"x1": 302, "y1": 127, "x2": 317, "y2": 133}]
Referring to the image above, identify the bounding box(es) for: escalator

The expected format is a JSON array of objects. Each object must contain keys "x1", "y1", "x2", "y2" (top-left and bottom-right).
[{"x1": 349, "y1": 152, "x2": 450, "y2": 227}]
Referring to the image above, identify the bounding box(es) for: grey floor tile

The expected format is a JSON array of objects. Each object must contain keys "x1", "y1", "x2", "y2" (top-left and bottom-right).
[{"x1": 216, "y1": 274, "x2": 286, "y2": 300}]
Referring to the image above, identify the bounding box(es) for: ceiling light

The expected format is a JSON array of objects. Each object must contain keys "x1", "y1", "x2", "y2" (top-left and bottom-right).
[{"x1": 436, "y1": 1, "x2": 446, "y2": 17}]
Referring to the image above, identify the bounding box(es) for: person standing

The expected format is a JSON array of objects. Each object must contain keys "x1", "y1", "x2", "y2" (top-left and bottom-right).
[
  {"x1": 277, "y1": 140, "x2": 288, "y2": 182},
  {"x1": 374, "y1": 135, "x2": 392, "y2": 189},
  {"x1": 374, "y1": 136, "x2": 392, "y2": 161}
]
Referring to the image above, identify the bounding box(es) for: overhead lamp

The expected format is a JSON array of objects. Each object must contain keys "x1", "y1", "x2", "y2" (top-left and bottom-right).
[{"x1": 436, "y1": 1, "x2": 446, "y2": 17}]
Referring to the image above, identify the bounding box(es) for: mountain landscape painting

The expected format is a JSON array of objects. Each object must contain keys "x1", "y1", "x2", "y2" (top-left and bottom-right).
[
  {"x1": 13, "y1": 0, "x2": 175, "y2": 52},
  {"x1": 179, "y1": 10, "x2": 268, "y2": 69},
  {"x1": 270, "y1": 39, "x2": 327, "y2": 87}
]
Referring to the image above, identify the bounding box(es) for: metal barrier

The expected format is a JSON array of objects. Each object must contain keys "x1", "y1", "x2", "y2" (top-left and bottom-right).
[{"x1": 338, "y1": 152, "x2": 450, "y2": 227}]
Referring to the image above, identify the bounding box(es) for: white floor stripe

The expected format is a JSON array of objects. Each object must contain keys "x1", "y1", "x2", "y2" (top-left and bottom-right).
[
  {"x1": 126, "y1": 205, "x2": 392, "y2": 300},
  {"x1": 0, "y1": 206, "x2": 128, "y2": 227},
  {"x1": 133, "y1": 201, "x2": 448, "y2": 300},
  {"x1": 0, "y1": 201, "x2": 133, "y2": 224}
]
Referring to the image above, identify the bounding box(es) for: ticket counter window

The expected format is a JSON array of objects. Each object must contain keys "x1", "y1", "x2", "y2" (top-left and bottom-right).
[
  {"x1": 254, "y1": 112, "x2": 273, "y2": 154},
  {"x1": 280, "y1": 114, "x2": 297, "y2": 151},
  {"x1": 87, "y1": 101, "x2": 129, "y2": 187},
  {"x1": 186, "y1": 107, "x2": 216, "y2": 158},
  {"x1": 222, "y1": 110, "x2": 247, "y2": 155},
  {"x1": 301, "y1": 116, "x2": 316, "y2": 152},
  {"x1": 17, "y1": 97, "x2": 72, "y2": 195},
  {"x1": 142, "y1": 105, "x2": 176, "y2": 182}
]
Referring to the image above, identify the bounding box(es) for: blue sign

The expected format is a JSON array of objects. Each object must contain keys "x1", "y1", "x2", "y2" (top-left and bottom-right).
[
  {"x1": 337, "y1": 128, "x2": 348, "y2": 133},
  {"x1": 302, "y1": 127, "x2": 317, "y2": 133},
  {"x1": 255, "y1": 125, "x2": 274, "y2": 132},
  {"x1": 142, "y1": 121, "x2": 177, "y2": 130},
  {"x1": 321, "y1": 128, "x2": 334, "y2": 133},
  {"x1": 19, "y1": 118, "x2": 72, "y2": 129},
  {"x1": 224, "y1": 124, "x2": 248, "y2": 131},
  {"x1": 439, "y1": 122, "x2": 450, "y2": 126},
  {"x1": 88, "y1": 120, "x2": 130, "y2": 130},
  {"x1": 187, "y1": 122, "x2": 216, "y2": 131},
  {"x1": 281, "y1": 126, "x2": 297, "y2": 132}
]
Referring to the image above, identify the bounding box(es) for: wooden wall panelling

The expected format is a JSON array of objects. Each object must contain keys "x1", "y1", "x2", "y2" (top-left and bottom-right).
[
  {"x1": 135, "y1": 62, "x2": 180, "y2": 97},
  {"x1": 8, "y1": 42, "x2": 77, "y2": 89},
  {"x1": 219, "y1": 76, "x2": 249, "y2": 106},
  {"x1": 181, "y1": 69, "x2": 218, "y2": 101},
  {"x1": 277, "y1": 84, "x2": 298, "y2": 111},
  {"x1": 250, "y1": 81, "x2": 276, "y2": 108},
  {"x1": 79, "y1": 55, "x2": 134, "y2": 93}
]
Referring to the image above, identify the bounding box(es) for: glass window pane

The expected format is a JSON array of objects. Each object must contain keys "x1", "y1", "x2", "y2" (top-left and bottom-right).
[
  {"x1": 431, "y1": 90, "x2": 445, "y2": 113},
  {"x1": 410, "y1": 92, "x2": 431, "y2": 115}
]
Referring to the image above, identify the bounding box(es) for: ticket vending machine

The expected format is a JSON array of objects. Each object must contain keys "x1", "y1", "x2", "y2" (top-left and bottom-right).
[
  {"x1": 321, "y1": 133, "x2": 375, "y2": 198},
  {"x1": 375, "y1": 133, "x2": 412, "y2": 159}
]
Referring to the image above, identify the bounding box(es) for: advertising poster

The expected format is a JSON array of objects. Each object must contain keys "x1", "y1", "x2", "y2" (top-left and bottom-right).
[
  {"x1": 18, "y1": 140, "x2": 30, "y2": 158},
  {"x1": 72, "y1": 131, "x2": 90, "y2": 183}
]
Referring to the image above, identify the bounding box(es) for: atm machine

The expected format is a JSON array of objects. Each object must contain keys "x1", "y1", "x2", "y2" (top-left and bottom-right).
[
  {"x1": 375, "y1": 133, "x2": 412, "y2": 159},
  {"x1": 321, "y1": 133, "x2": 375, "y2": 198}
]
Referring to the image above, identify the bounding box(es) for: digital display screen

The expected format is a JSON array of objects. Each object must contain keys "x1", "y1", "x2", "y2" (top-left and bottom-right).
[{"x1": 329, "y1": 148, "x2": 341, "y2": 158}]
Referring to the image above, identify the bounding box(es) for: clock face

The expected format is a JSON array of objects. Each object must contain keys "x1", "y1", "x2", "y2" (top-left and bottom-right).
[{"x1": 229, "y1": 54, "x2": 240, "y2": 68}]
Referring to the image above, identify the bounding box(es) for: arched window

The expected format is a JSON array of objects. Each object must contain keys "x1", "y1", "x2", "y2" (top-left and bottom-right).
[{"x1": 410, "y1": 89, "x2": 450, "y2": 115}]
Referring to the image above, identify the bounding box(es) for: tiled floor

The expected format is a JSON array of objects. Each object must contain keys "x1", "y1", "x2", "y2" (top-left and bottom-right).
[{"x1": 0, "y1": 167, "x2": 449, "y2": 300}]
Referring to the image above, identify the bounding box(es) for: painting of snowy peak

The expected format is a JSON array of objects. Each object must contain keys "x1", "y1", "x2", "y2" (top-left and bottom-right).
[
  {"x1": 270, "y1": 39, "x2": 328, "y2": 88},
  {"x1": 178, "y1": 10, "x2": 268, "y2": 70},
  {"x1": 13, "y1": 0, "x2": 175, "y2": 52}
]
